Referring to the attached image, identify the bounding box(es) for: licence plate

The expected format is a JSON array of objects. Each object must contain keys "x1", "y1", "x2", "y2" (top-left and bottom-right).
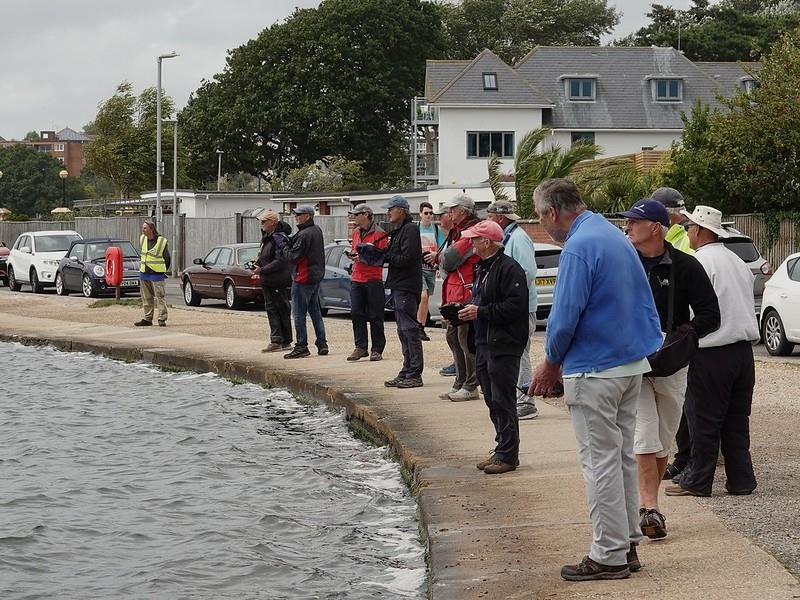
[
  {"x1": 121, "y1": 279, "x2": 138, "y2": 287},
  {"x1": 536, "y1": 277, "x2": 556, "y2": 286}
]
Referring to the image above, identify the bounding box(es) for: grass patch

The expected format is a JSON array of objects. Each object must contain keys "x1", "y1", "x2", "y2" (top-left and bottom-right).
[
  {"x1": 347, "y1": 417, "x2": 386, "y2": 448},
  {"x1": 88, "y1": 298, "x2": 143, "y2": 309},
  {"x1": 157, "y1": 363, "x2": 187, "y2": 373},
  {"x1": 293, "y1": 393, "x2": 321, "y2": 407}
]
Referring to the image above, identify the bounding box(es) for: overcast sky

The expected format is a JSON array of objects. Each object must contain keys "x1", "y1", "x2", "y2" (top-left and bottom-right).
[{"x1": 0, "y1": 0, "x2": 696, "y2": 140}]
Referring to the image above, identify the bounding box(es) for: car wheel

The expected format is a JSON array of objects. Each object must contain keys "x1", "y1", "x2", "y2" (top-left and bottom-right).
[
  {"x1": 82, "y1": 274, "x2": 97, "y2": 298},
  {"x1": 55, "y1": 272, "x2": 69, "y2": 296},
  {"x1": 224, "y1": 281, "x2": 241, "y2": 309},
  {"x1": 30, "y1": 268, "x2": 44, "y2": 293},
  {"x1": 183, "y1": 278, "x2": 201, "y2": 306},
  {"x1": 8, "y1": 266, "x2": 21, "y2": 291},
  {"x1": 762, "y1": 310, "x2": 794, "y2": 356}
]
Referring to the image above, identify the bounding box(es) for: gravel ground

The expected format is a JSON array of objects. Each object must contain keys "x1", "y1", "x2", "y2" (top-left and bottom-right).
[{"x1": 2, "y1": 290, "x2": 799, "y2": 576}]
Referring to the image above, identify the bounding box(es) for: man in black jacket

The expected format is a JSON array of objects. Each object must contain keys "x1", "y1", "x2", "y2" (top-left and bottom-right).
[
  {"x1": 255, "y1": 210, "x2": 292, "y2": 353},
  {"x1": 381, "y1": 195, "x2": 424, "y2": 389},
  {"x1": 619, "y1": 199, "x2": 720, "y2": 539},
  {"x1": 457, "y1": 220, "x2": 529, "y2": 475},
  {"x1": 282, "y1": 205, "x2": 328, "y2": 359}
]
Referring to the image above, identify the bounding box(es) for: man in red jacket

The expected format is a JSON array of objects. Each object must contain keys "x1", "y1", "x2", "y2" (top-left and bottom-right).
[{"x1": 347, "y1": 203, "x2": 388, "y2": 362}]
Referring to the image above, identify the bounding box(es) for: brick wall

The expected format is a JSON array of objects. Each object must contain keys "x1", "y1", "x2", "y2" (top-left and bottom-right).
[{"x1": 518, "y1": 220, "x2": 560, "y2": 246}]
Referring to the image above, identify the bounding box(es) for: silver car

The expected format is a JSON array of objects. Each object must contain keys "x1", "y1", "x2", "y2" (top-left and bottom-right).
[{"x1": 721, "y1": 224, "x2": 772, "y2": 317}]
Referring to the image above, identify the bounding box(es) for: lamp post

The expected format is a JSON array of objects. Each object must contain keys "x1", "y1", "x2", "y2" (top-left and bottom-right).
[
  {"x1": 216, "y1": 149, "x2": 224, "y2": 191},
  {"x1": 59, "y1": 169, "x2": 68, "y2": 208},
  {"x1": 156, "y1": 51, "x2": 179, "y2": 225},
  {"x1": 164, "y1": 118, "x2": 179, "y2": 277}
]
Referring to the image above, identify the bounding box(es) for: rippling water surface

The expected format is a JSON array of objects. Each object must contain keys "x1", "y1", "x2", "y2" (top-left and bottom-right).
[{"x1": 0, "y1": 342, "x2": 425, "y2": 599}]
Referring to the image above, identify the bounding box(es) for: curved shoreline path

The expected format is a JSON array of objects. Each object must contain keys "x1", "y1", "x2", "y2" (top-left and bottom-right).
[{"x1": 1, "y1": 293, "x2": 798, "y2": 599}]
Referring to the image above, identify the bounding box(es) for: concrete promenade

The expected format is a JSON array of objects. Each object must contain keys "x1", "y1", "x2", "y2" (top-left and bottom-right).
[{"x1": 1, "y1": 292, "x2": 798, "y2": 599}]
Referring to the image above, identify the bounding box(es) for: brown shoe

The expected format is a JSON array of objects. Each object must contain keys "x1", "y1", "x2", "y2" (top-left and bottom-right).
[
  {"x1": 483, "y1": 459, "x2": 517, "y2": 475},
  {"x1": 262, "y1": 342, "x2": 284, "y2": 353},
  {"x1": 347, "y1": 348, "x2": 369, "y2": 361},
  {"x1": 561, "y1": 556, "x2": 630, "y2": 581},
  {"x1": 665, "y1": 484, "x2": 708, "y2": 497},
  {"x1": 369, "y1": 351, "x2": 383, "y2": 362},
  {"x1": 476, "y1": 454, "x2": 497, "y2": 470}
]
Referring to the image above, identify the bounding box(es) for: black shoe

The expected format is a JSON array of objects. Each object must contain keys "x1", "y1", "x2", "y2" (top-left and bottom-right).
[
  {"x1": 158, "y1": 321, "x2": 166, "y2": 327},
  {"x1": 639, "y1": 508, "x2": 667, "y2": 539},
  {"x1": 663, "y1": 463, "x2": 683, "y2": 481},
  {"x1": 134, "y1": 319, "x2": 152, "y2": 326},
  {"x1": 419, "y1": 325, "x2": 430, "y2": 341},
  {"x1": 627, "y1": 543, "x2": 642, "y2": 572},
  {"x1": 725, "y1": 487, "x2": 755, "y2": 496},
  {"x1": 384, "y1": 376, "x2": 404, "y2": 387},
  {"x1": 318, "y1": 346, "x2": 329, "y2": 356},
  {"x1": 284, "y1": 347, "x2": 311, "y2": 359},
  {"x1": 561, "y1": 556, "x2": 630, "y2": 581},
  {"x1": 396, "y1": 377, "x2": 423, "y2": 388}
]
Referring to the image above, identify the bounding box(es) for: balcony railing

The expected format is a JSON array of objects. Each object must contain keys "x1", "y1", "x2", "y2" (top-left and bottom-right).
[
  {"x1": 415, "y1": 153, "x2": 438, "y2": 178},
  {"x1": 413, "y1": 96, "x2": 438, "y2": 124}
]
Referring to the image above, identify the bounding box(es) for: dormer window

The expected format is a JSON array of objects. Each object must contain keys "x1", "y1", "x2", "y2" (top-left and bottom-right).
[
  {"x1": 742, "y1": 78, "x2": 759, "y2": 94},
  {"x1": 654, "y1": 78, "x2": 682, "y2": 102},
  {"x1": 483, "y1": 72, "x2": 498, "y2": 90},
  {"x1": 567, "y1": 78, "x2": 595, "y2": 101}
]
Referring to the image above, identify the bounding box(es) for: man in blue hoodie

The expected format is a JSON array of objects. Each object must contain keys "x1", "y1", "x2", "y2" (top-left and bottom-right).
[{"x1": 530, "y1": 179, "x2": 662, "y2": 582}]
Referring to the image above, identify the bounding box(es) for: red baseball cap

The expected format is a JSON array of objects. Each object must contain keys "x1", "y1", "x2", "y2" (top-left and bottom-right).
[{"x1": 461, "y1": 220, "x2": 504, "y2": 242}]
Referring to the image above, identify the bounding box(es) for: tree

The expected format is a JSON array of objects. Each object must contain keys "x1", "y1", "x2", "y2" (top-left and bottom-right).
[
  {"x1": 487, "y1": 154, "x2": 512, "y2": 202},
  {"x1": 84, "y1": 81, "x2": 187, "y2": 198},
  {"x1": 23, "y1": 131, "x2": 40, "y2": 141},
  {"x1": 180, "y1": 0, "x2": 445, "y2": 187},
  {"x1": 283, "y1": 156, "x2": 367, "y2": 192},
  {"x1": 440, "y1": 0, "x2": 619, "y2": 64},
  {"x1": 0, "y1": 145, "x2": 83, "y2": 216}
]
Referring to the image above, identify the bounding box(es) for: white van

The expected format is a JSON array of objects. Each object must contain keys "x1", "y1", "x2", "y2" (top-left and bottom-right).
[{"x1": 7, "y1": 230, "x2": 83, "y2": 293}]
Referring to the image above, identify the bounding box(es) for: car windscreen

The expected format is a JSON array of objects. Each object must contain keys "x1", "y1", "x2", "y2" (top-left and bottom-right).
[
  {"x1": 36, "y1": 234, "x2": 81, "y2": 252},
  {"x1": 536, "y1": 250, "x2": 561, "y2": 269},
  {"x1": 722, "y1": 239, "x2": 760, "y2": 263},
  {"x1": 238, "y1": 247, "x2": 259, "y2": 264},
  {"x1": 84, "y1": 241, "x2": 138, "y2": 261}
]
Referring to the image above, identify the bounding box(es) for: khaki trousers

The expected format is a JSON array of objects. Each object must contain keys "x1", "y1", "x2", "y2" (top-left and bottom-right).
[{"x1": 141, "y1": 279, "x2": 168, "y2": 323}]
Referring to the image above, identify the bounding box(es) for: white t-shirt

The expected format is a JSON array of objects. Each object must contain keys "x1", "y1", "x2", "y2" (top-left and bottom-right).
[{"x1": 694, "y1": 242, "x2": 759, "y2": 347}]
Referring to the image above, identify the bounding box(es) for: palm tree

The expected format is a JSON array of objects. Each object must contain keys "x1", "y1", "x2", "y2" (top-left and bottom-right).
[{"x1": 487, "y1": 153, "x2": 511, "y2": 203}]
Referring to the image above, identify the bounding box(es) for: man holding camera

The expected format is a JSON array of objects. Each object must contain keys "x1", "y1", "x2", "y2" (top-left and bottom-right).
[{"x1": 254, "y1": 210, "x2": 293, "y2": 352}]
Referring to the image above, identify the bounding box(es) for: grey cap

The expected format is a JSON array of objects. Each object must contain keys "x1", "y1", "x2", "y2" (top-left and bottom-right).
[
  {"x1": 441, "y1": 192, "x2": 475, "y2": 211},
  {"x1": 487, "y1": 200, "x2": 521, "y2": 220},
  {"x1": 292, "y1": 204, "x2": 315, "y2": 215},
  {"x1": 651, "y1": 187, "x2": 685, "y2": 209},
  {"x1": 381, "y1": 195, "x2": 409, "y2": 210},
  {"x1": 348, "y1": 203, "x2": 373, "y2": 216}
]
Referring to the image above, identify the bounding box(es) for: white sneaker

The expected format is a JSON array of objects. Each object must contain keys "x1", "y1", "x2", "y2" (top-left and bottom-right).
[
  {"x1": 439, "y1": 386, "x2": 460, "y2": 400},
  {"x1": 449, "y1": 388, "x2": 479, "y2": 402}
]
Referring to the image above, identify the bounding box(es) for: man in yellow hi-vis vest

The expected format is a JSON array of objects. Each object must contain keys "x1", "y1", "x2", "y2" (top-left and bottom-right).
[{"x1": 135, "y1": 219, "x2": 171, "y2": 327}]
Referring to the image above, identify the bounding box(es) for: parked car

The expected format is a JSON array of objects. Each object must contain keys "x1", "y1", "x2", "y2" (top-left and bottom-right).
[
  {"x1": 319, "y1": 240, "x2": 392, "y2": 315},
  {"x1": 721, "y1": 224, "x2": 772, "y2": 317},
  {"x1": 7, "y1": 230, "x2": 83, "y2": 293},
  {"x1": 0, "y1": 245, "x2": 9, "y2": 286},
  {"x1": 180, "y1": 243, "x2": 262, "y2": 309},
  {"x1": 759, "y1": 252, "x2": 800, "y2": 356},
  {"x1": 55, "y1": 238, "x2": 141, "y2": 298}
]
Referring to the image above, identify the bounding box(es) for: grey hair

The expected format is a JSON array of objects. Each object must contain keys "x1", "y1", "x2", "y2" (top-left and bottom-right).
[
  {"x1": 143, "y1": 219, "x2": 159, "y2": 236},
  {"x1": 533, "y1": 178, "x2": 586, "y2": 214},
  {"x1": 665, "y1": 207, "x2": 682, "y2": 216},
  {"x1": 661, "y1": 225, "x2": 669, "y2": 236}
]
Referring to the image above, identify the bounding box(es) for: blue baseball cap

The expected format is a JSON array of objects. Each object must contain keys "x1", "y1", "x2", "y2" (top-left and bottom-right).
[
  {"x1": 618, "y1": 199, "x2": 669, "y2": 227},
  {"x1": 381, "y1": 195, "x2": 409, "y2": 210},
  {"x1": 292, "y1": 204, "x2": 315, "y2": 215}
]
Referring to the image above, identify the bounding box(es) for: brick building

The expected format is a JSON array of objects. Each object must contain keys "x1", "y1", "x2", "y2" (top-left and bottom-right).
[{"x1": 0, "y1": 128, "x2": 90, "y2": 177}]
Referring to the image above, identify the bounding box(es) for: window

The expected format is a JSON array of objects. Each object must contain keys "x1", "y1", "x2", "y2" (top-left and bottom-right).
[
  {"x1": 34, "y1": 234, "x2": 81, "y2": 252},
  {"x1": 54, "y1": 143, "x2": 65, "y2": 152},
  {"x1": 70, "y1": 244, "x2": 85, "y2": 260},
  {"x1": 655, "y1": 79, "x2": 682, "y2": 101},
  {"x1": 483, "y1": 72, "x2": 498, "y2": 90},
  {"x1": 217, "y1": 247, "x2": 233, "y2": 266},
  {"x1": 238, "y1": 247, "x2": 259, "y2": 265},
  {"x1": 466, "y1": 131, "x2": 515, "y2": 158},
  {"x1": 37, "y1": 144, "x2": 52, "y2": 152},
  {"x1": 57, "y1": 157, "x2": 65, "y2": 164},
  {"x1": 571, "y1": 131, "x2": 595, "y2": 146},
  {"x1": 567, "y1": 78, "x2": 595, "y2": 101},
  {"x1": 743, "y1": 79, "x2": 759, "y2": 94},
  {"x1": 326, "y1": 246, "x2": 346, "y2": 268},
  {"x1": 788, "y1": 258, "x2": 800, "y2": 283},
  {"x1": 203, "y1": 248, "x2": 221, "y2": 265},
  {"x1": 14, "y1": 235, "x2": 28, "y2": 251}
]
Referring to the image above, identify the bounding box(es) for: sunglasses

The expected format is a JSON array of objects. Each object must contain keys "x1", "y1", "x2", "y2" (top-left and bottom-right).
[
  {"x1": 422, "y1": 211, "x2": 433, "y2": 215},
  {"x1": 682, "y1": 223, "x2": 699, "y2": 232}
]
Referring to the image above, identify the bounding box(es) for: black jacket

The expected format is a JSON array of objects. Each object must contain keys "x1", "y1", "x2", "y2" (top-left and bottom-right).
[
  {"x1": 474, "y1": 250, "x2": 530, "y2": 356},
  {"x1": 256, "y1": 230, "x2": 291, "y2": 287},
  {"x1": 384, "y1": 216, "x2": 423, "y2": 294},
  {"x1": 283, "y1": 219, "x2": 325, "y2": 285},
  {"x1": 642, "y1": 242, "x2": 720, "y2": 338}
]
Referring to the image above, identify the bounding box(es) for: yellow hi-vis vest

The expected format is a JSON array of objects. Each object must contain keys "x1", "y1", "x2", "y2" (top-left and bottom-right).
[{"x1": 140, "y1": 234, "x2": 168, "y2": 273}]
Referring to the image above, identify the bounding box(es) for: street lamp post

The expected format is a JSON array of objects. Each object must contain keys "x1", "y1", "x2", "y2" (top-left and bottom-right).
[
  {"x1": 164, "y1": 118, "x2": 179, "y2": 277},
  {"x1": 216, "y1": 149, "x2": 224, "y2": 191},
  {"x1": 156, "y1": 51, "x2": 179, "y2": 225},
  {"x1": 59, "y1": 169, "x2": 68, "y2": 207}
]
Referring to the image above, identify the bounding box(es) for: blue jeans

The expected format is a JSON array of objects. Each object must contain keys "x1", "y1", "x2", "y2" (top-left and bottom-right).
[
  {"x1": 391, "y1": 290, "x2": 423, "y2": 379},
  {"x1": 292, "y1": 281, "x2": 327, "y2": 350}
]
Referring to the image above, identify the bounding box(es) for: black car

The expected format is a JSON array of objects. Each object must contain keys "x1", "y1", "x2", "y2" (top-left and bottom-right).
[
  {"x1": 56, "y1": 238, "x2": 141, "y2": 297},
  {"x1": 319, "y1": 240, "x2": 392, "y2": 315}
]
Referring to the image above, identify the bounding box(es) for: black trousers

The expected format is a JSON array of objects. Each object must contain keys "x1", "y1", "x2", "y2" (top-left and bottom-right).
[
  {"x1": 262, "y1": 283, "x2": 292, "y2": 345},
  {"x1": 476, "y1": 343, "x2": 521, "y2": 465},
  {"x1": 392, "y1": 290, "x2": 423, "y2": 379},
  {"x1": 682, "y1": 341, "x2": 757, "y2": 495},
  {"x1": 672, "y1": 413, "x2": 690, "y2": 471},
  {"x1": 350, "y1": 280, "x2": 386, "y2": 353}
]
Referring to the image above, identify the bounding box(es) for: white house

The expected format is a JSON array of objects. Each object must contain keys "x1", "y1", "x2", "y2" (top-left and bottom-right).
[{"x1": 413, "y1": 46, "x2": 759, "y2": 187}]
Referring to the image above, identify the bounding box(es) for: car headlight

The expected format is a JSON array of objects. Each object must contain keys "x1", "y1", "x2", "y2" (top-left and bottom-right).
[
  {"x1": 93, "y1": 265, "x2": 105, "y2": 277},
  {"x1": 43, "y1": 259, "x2": 60, "y2": 267}
]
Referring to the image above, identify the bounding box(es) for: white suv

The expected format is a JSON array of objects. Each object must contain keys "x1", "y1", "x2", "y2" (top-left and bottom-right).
[{"x1": 7, "y1": 230, "x2": 83, "y2": 293}]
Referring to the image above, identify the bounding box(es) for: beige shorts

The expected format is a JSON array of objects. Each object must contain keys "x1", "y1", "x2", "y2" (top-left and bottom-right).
[{"x1": 634, "y1": 366, "x2": 688, "y2": 458}]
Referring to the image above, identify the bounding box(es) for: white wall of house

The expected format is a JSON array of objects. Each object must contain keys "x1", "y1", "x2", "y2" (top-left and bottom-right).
[
  {"x1": 437, "y1": 106, "x2": 543, "y2": 186},
  {"x1": 181, "y1": 194, "x2": 285, "y2": 218},
  {"x1": 547, "y1": 130, "x2": 682, "y2": 157}
]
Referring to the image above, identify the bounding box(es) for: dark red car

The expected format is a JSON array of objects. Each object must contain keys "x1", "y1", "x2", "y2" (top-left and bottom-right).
[
  {"x1": 0, "y1": 245, "x2": 9, "y2": 286},
  {"x1": 180, "y1": 243, "x2": 263, "y2": 309}
]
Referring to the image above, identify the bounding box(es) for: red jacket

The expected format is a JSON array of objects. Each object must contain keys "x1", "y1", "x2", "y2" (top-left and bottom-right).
[
  {"x1": 440, "y1": 216, "x2": 481, "y2": 304},
  {"x1": 351, "y1": 222, "x2": 387, "y2": 283}
]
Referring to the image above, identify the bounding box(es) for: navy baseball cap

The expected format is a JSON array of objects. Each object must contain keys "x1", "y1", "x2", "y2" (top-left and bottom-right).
[
  {"x1": 381, "y1": 195, "x2": 409, "y2": 210},
  {"x1": 618, "y1": 199, "x2": 670, "y2": 227}
]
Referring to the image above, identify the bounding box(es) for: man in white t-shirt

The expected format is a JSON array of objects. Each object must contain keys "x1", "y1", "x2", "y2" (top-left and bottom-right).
[{"x1": 666, "y1": 205, "x2": 759, "y2": 498}]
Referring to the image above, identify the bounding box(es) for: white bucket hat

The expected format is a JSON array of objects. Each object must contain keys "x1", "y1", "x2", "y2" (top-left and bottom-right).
[{"x1": 680, "y1": 205, "x2": 730, "y2": 238}]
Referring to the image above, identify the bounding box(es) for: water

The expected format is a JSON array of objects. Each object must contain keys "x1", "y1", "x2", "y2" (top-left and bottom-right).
[{"x1": 0, "y1": 342, "x2": 426, "y2": 599}]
